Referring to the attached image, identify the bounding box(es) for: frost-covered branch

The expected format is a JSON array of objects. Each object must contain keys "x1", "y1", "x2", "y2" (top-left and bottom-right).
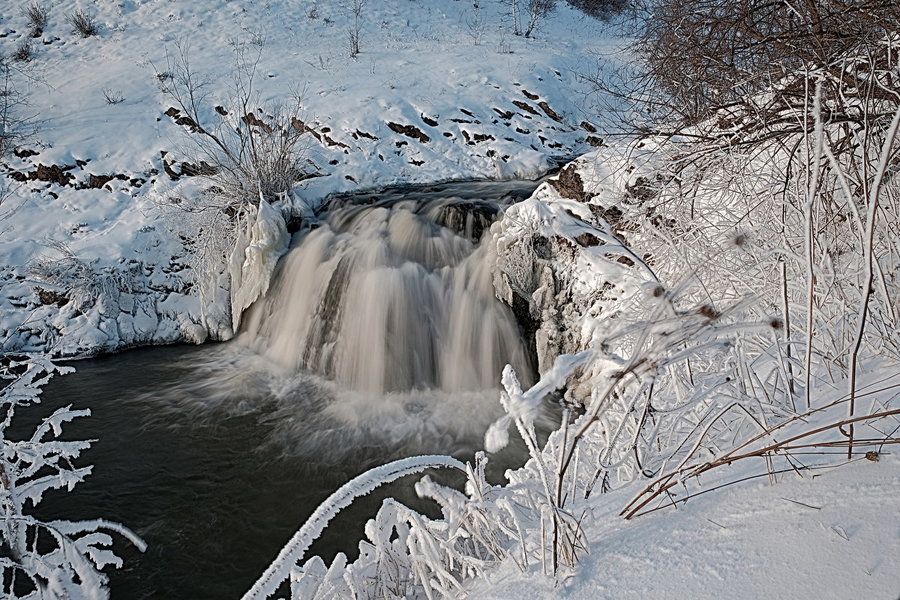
[
  {"x1": 1, "y1": 354, "x2": 144, "y2": 599},
  {"x1": 243, "y1": 455, "x2": 466, "y2": 600}
]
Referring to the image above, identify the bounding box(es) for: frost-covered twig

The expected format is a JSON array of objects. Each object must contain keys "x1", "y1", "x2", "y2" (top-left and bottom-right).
[
  {"x1": 243, "y1": 455, "x2": 466, "y2": 600},
  {"x1": 1, "y1": 354, "x2": 145, "y2": 599},
  {"x1": 846, "y1": 104, "x2": 900, "y2": 456}
]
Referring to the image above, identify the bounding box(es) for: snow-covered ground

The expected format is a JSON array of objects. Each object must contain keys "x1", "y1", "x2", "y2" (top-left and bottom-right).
[
  {"x1": 0, "y1": 0, "x2": 615, "y2": 355},
  {"x1": 467, "y1": 450, "x2": 900, "y2": 600}
]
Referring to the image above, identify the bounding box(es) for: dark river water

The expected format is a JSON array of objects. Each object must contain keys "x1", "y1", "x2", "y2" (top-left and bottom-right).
[
  {"x1": 29, "y1": 342, "x2": 540, "y2": 599},
  {"x1": 16, "y1": 179, "x2": 550, "y2": 599}
]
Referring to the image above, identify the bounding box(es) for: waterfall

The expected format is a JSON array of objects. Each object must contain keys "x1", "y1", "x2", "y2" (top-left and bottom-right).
[{"x1": 237, "y1": 193, "x2": 534, "y2": 396}]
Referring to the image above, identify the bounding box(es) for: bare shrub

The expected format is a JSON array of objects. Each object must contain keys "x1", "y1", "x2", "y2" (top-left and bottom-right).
[
  {"x1": 501, "y1": 0, "x2": 558, "y2": 37},
  {"x1": 69, "y1": 9, "x2": 99, "y2": 37},
  {"x1": 102, "y1": 88, "x2": 124, "y2": 104},
  {"x1": 524, "y1": 0, "x2": 556, "y2": 37},
  {"x1": 11, "y1": 40, "x2": 33, "y2": 62},
  {"x1": 565, "y1": 0, "x2": 626, "y2": 19},
  {"x1": 346, "y1": 0, "x2": 367, "y2": 57},
  {"x1": 466, "y1": 2, "x2": 487, "y2": 45},
  {"x1": 628, "y1": 0, "x2": 900, "y2": 124},
  {"x1": 160, "y1": 41, "x2": 310, "y2": 206},
  {"x1": 26, "y1": 1, "x2": 48, "y2": 34}
]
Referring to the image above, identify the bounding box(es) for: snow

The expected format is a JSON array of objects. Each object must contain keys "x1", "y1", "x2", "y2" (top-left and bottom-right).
[{"x1": 466, "y1": 453, "x2": 900, "y2": 600}]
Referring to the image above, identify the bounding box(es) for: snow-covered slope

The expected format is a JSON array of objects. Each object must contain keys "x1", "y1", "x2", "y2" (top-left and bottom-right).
[
  {"x1": 0, "y1": 0, "x2": 616, "y2": 356},
  {"x1": 466, "y1": 450, "x2": 900, "y2": 600}
]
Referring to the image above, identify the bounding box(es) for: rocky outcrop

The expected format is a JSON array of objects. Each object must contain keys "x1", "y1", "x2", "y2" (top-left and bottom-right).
[{"x1": 491, "y1": 149, "x2": 660, "y2": 403}]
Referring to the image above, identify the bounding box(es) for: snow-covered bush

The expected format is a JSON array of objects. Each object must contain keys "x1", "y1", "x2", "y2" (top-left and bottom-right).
[
  {"x1": 585, "y1": 9, "x2": 900, "y2": 445},
  {"x1": 158, "y1": 41, "x2": 311, "y2": 336},
  {"x1": 1, "y1": 354, "x2": 145, "y2": 599}
]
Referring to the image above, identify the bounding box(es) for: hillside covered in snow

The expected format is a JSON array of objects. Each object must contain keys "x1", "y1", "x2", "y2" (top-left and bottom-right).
[{"x1": 1, "y1": 0, "x2": 612, "y2": 356}]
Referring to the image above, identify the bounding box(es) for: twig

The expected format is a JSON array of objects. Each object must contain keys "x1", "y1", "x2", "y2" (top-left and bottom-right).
[{"x1": 782, "y1": 497, "x2": 822, "y2": 510}]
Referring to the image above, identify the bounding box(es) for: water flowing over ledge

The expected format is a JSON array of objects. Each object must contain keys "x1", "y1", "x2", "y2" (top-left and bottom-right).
[{"x1": 239, "y1": 185, "x2": 536, "y2": 396}]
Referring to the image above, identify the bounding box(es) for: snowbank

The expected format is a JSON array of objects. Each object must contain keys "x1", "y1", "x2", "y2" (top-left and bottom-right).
[{"x1": 466, "y1": 451, "x2": 900, "y2": 599}]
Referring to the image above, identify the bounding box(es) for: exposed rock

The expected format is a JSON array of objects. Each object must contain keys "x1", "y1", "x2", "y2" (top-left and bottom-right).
[
  {"x1": 537, "y1": 101, "x2": 563, "y2": 123},
  {"x1": 575, "y1": 232, "x2": 601, "y2": 247},
  {"x1": 512, "y1": 100, "x2": 540, "y2": 116},
  {"x1": 492, "y1": 162, "x2": 653, "y2": 404},
  {"x1": 36, "y1": 288, "x2": 68, "y2": 307},
  {"x1": 387, "y1": 122, "x2": 430, "y2": 143},
  {"x1": 625, "y1": 175, "x2": 660, "y2": 203},
  {"x1": 87, "y1": 174, "x2": 114, "y2": 189},
  {"x1": 291, "y1": 117, "x2": 309, "y2": 134},
  {"x1": 324, "y1": 134, "x2": 350, "y2": 149},
  {"x1": 354, "y1": 129, "x2": 378, "y2": 140},
  {"x1": 32, "y1": 164, "x2": 75, "y2": 186},
  {"x1": 13, "y1": 147, "x2": 39, "y2": 159},
  {"x1": 461, "y1": 131, "x2": 494, "y2": 145},
  {"x1": 164, "y1": 107, "x2": 202, "y2": 132},
  {"x1": 179, "y1": 161, "x2": 218, "y2": 176},
  {"x1": 242, "y1": 112, "x2": 274, "y2": 134},
  {"x1": 547, "y1": 164, "x2": 586, "y2": 202}
]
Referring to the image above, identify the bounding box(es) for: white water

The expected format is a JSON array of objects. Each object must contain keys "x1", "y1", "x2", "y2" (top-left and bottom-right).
[{"x1": 238, "y1": 194, "x2": 533, "y2": 396}]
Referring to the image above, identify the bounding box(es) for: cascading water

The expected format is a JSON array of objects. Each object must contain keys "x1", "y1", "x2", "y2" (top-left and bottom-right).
[{"x1": 238, "y1": 193, "x2": 534, "y2": 396}]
